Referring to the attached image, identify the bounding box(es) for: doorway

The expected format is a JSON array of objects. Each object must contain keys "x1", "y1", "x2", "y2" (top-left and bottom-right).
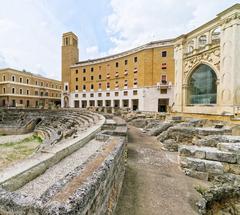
[{"x1": 158, "y1": 99, "x2": 169, "y2": 112}]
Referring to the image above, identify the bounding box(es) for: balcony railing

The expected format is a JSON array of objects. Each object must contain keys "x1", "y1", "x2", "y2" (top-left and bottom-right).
[{"x1": 157, "y1": 80, "x2": 172, "y2": 89}]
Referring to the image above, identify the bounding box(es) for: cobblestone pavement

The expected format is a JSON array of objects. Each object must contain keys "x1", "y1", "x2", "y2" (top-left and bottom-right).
[{"x1": 115, "y1": 126, "x2": 209, "y2": 215}]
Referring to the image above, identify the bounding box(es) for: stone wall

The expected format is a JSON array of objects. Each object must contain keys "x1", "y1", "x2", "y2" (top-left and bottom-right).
[{"x1": 0, "y1": 134, "x2": 127, "y2": 215}]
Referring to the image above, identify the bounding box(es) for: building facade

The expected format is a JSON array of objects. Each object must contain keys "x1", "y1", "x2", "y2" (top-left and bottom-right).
[
  {"x1": 61, "y1": 32, "x2": 175, "y2": 112},
  {"x1": 173, "y1": 4, "x2": 240, "y2": 116},
  {"x1": 62, "y1": 4, "x2": 240, "y2": 116},
  {"x1": 0, "y1": 68, "x2": 62, "y2": 108}
]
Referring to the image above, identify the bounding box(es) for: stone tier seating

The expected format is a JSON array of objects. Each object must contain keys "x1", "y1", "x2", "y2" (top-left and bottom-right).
[
  {"x1": 179, "y1": 136, "x2": 240, "y2": 180},
  {"x1": 0, "y1": 114, "x2": 127, "y2": 215},
  {"x1": 0, "y1": 110, "x2": 100, "y2": 150}
]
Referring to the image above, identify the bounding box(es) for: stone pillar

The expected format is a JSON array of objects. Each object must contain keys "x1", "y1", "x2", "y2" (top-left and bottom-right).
[
  {"x1": 219, "y1": 10, "x2": 240, "y2": 113},
  {"x1": 172, "y1": 42, "x2": 184, "y2": 113}
]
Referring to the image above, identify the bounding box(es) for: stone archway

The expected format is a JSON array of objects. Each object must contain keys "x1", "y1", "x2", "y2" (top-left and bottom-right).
[{"x1": 187, "y1": 64, "x2": 217, "y2": 105}]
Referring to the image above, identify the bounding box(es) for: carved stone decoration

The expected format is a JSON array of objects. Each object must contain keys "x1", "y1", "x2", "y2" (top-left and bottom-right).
[
  {"x1": 183, "y1": 47, "x2": 220, "y2": 82},
  {"x1": 234, "y1": 88, "x2": 240, "y2": 105},
  {"x1": 221, "y1": 89, "x2": 231, "y2": 103}
]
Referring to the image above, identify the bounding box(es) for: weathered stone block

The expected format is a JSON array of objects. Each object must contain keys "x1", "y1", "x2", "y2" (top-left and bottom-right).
[
  {"x1": 206, "y1": 150, "x2": 237, "y2": 164},
  {"x1": 227, "y1": 164, "x2": 240, "y2": 175},
  {"x1": 218, "y1": 142, "x2": 240, "y2": 154},
  {"x1": 184, "y1": 169, "x2": 209, "y2": 180},
  {"x1": 179, "y1": 145, "x2": 206, "y2": 159},
  {"x1": 148, "y1": 122, "x2": 174, "y2": 136},
  {"x1": 205, "y1": 160, "x2": 224, "y2": 174},
  {"x1": 180, "y1": 157, "x2": 206, "y2": 172}
]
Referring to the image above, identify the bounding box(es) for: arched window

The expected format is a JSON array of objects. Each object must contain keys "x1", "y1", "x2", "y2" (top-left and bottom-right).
[
  {"x1": 188, "y1": 64, "x2": 217, "y2": 104},
  {"x1": 198, "y1": 35, "x2": 207, "y2": 47},
  {"x1": 187, "y1": 40, "x2": 194, "y2": 53},
  {"x1": 211, "y1": 27, "x2": 221, "y2": 42}
]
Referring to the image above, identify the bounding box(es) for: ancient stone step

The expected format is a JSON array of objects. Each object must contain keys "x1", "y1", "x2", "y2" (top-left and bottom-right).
[
  {"x1": 180, "y1": 157, "x2": 224, "y2": 175},
  {"x1": 217, "y1": 142, "x2": 240, "y2": 154},
  {"x1": 179, "y1": 145, "x2": 238, "y2": 163}
]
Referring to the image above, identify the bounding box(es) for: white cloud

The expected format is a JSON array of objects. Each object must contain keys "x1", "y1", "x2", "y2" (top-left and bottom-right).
[
  {"x1": 106, "y1": 0, "x2": 240, "y2": 54},
  {"x1": 0, "y1": 0, "x2": 64, "y2": 80}
]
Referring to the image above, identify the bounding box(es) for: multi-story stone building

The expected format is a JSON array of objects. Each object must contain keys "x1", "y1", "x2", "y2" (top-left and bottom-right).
[
  {"x1": 173, "y1": 4, "x2": 240, "y2": 116},
  {"x1": 62, "y1": 4, "x2": 240, "y2": 116},
  {"x1": 0, "y1": 68, "x2": 62, "y2": 108},
  {"x1": 61, "y1": 32, "x2": 175, "y2": 112}
]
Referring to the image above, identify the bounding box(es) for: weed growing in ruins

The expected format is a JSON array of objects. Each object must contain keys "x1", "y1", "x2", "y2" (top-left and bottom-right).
[{"x1": 0, "y1": 134, "x2": 42, "y2": 170}]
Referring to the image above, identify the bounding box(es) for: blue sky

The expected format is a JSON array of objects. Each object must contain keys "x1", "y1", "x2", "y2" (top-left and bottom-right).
[{"x1": 0, "y1": 0, "x2": 239, "y2": 80}]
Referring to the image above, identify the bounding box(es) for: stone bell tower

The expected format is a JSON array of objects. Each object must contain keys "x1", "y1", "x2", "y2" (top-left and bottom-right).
[{"x1": 61, "y1": 32, "x2": 79, "y2": 92}]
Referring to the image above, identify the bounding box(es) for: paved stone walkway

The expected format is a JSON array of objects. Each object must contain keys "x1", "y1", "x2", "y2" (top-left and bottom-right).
[
  {"x1": 17, "y1": 139, "x2": 106, "y2": 198},
  {"x1": 115, "y1": 126, "x2": 208, "y2": 215}
]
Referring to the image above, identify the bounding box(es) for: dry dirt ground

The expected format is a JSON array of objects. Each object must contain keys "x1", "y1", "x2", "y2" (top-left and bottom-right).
[{"x1": 115, "y1": 126, "x2": 208, "y2": 215}]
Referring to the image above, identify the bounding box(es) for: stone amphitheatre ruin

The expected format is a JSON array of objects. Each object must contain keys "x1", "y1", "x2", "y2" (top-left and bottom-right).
[
  {"x1": 0, "y1": 108, "x2": 240, "y2": 214},
  {"x1": 1, "y1": 3, "x2": 240, "y2": 215},
  {"x1": 0, "y1": 109, "x2": 127, "y2": 214}
]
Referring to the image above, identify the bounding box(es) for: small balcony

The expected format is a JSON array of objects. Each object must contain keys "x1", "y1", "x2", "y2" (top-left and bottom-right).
[{"x1": 157, "y1": 80, "x2": 172, "y2": 89}]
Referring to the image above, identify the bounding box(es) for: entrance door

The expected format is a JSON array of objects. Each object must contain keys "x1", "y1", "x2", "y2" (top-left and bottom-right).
[
  {"x1": 158, "y1": 99, "x2": 169, "y2": 112},
  {"x1": 82, "y1": 100, "x2": 87, "y2": 108},
  {"x1": 122, "y1": 100, "x2": 129, "y2": 107},
  {"x1": 132, "y1": 99, "x2": 139, "y2": 111},
  {"x1": 74, "y1": 100, "x2": 79, "y2": 108},
  {"x1": 114, "y1": 100, "x2": 120, "y2": 108},
  {"x1": 12, "y1": 100, "x2": 16, "y2": 107}
]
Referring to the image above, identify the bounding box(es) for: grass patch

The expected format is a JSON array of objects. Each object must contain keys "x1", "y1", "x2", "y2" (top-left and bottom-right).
[
  {"x1": 0, "y1": 134, "x2": 42, "y2": 170},
  {"x1": 195, "y1": 184, "x2": 208, "y2": 195}
]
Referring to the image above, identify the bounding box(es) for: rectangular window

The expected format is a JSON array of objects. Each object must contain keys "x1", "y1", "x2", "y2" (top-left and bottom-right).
[
  {"x1": 27, "y1": 90, "x2": 29, "y2": 95},
  {"x1": 98, "y1": 93, "x2": 102, "y2": 97},
  {"x1": 82, "y1": 94, "x2": 86, "y2": 98},
  {"x1": 83, "y1": 68, "x2": 86, "y2": 73},
  {"x1": 76, "y1": 69, "x2": 78, "y2": 74},
  {"x1": 75, "y1": 94, "x2": 78, "y2": 98},
  {"x1": 133, "y1": 90, "x2": 138, "y2": 95},
  {"x1": 161, "y1": 75, "x2": 167, "y2": 84},
  {"x1": 75, "y1": 85, "x2": 79, "y2": 90},
  {"x1": 83, "y1": 85, "x2": 86, "y2": 90},
  {"x1": 91, "y1": 67, "x2": 94, "y2": 72},
  {"x1": 116, "y1": 62, "x2": 119, "y2": 67},
  {"x1": 160, "y1": 89, "x2": 168, "y2": 94},
  {"x1": 99, "y1": 75, "x2": 102, "y2": 80},
  {"x1": 124, "y1": 91, "x2": 128, "y2": 96},
  {"x1": 106, "y1": 92, "x2": 110, "y2": 97},
  {"x1": 115, "y1": 92, "x2": 119, "y2": 96},
  {"x1": 83, "y1": 77, "x2": 86, "y2": 81},
  {"x1": 134, "y1": 57, "x2": 138, "y2": 63},
  {"x1": 90, "y1": 93, "x2": 94, "y2": 97},
  {"x1": 162, "y1": 51, "x2": 167, "y2": 57},
  {"x1": 91, "y1": 76, "x2": 94, "y2": 80},
  {"x1": 65, "y1": 85, "x2": 68, "y2": 91},
  {"x1": 125, "y1": 59, "x2": 128, "y2": 65},
  {"x1": 76, "y1": 77, "x2": 78, "y2": 81},
  {"x1": 91, "y1": 84, "x2": 94, "y2": 90}
]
